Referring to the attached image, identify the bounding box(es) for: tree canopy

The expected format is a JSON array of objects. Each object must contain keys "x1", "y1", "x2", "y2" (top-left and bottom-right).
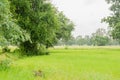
[
  {"x1": 0, "y1": 0, "x2": 29, "y2": 46},
  {"x1": 0, "y1": 0, "x2": 74, "y2": 55},
  {"x1": 103, "y1": 0, "x2": 120, "y2": 42}
]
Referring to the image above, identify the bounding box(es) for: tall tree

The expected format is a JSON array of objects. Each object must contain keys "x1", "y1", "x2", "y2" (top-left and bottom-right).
[
  {"x1": 91, "y1": 28, "x2": 109, "y2": 46},
  {"x1": 103, "y1": 0, "x2": 120, "y2": 42},
  {"x1": 9, "y1": 0, "x2": 74, "y2": 55},
  {"x1": 9, "y1": 0, "x2": 59, "y2": 55}
]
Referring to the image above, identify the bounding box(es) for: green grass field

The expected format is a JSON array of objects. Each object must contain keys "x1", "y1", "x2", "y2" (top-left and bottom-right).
[{"x1": 0, "y1": 47, "x2": 120, "y2": 80}]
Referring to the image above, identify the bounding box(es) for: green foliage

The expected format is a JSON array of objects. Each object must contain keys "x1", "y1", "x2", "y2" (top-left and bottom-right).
[
  {"x1": 0, "y1": 59, "x2": 11, "y2": 71},
  {"x1": 0, "y1": 36, "x2": 8, "y2": 46},
  {"x1": 0, "y1": 0, "x2": 13, "y2": 45},
  {"x1": 57, "y1": 28, "x2": 114, "y2": 46},
  {"x1": 12, "y1": 48, "x2": 22, "y2": 58},
  {"x1": 103, "y1": 0, "x2": 120, "y2": 42},
  {"x1": 2, "y1": 47, "x2": 10, "y2": 53},
  {"x1": 56, "y1": 12, "x2": 74, "y2": 41},
  {"x1": 10, "y1": 0, "x2": 58, "y2": 43},
  {"x1": 7, "y1": 0, "x2": 74, "y2": 55},
  {"x1": 76, "y1": 36, "x2": 86, "y2": 45},
  {"x1": 20, "y1": 41, "x2": 48, "y2": 56},
  {"x1": 90, "y1": 28, "x2": 109, "y2": 46},
  {"x1": 0, "y1": 0, "x2": 29, "y2": 46},
  {"x1": 0, "y1": 0, "x2": 74, "y2": 55},
  {"x1": 91, "y1": 35, "x2": 109, "y2": 46}
]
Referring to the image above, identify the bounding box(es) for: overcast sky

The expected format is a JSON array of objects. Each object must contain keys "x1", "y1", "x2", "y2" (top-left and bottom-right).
[{"x1": 51, "y1": 0, "x2": 111, "y2": 37}]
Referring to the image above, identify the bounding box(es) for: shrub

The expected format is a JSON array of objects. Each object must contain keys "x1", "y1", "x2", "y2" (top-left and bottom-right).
[
  {"x1": 13, "y1": 49, "x2": 22, "y2": 58},
  {"x1": 36, "y1": 44, "x2": 50, "y2": 55},
  {"x1": 2, "y1": 47, "x2": 10, "y2": 53},
  {"x1": 20, "y1": 42, "x2": 49, "y2": 56},
  {"x1": 0, "y1": 59, "x2": 11, "y2": 71},
  {"x1": 64, "y1": 46, "x2": 68, "y2": 49}
]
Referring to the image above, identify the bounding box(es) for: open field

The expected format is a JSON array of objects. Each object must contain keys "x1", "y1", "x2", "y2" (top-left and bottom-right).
[{"x1": 0, "y1": 47, "x2": 120, "y2": 80}]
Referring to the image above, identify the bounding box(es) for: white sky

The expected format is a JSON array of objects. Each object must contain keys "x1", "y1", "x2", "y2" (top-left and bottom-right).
[{"x1": 51, "y1": 0, "x2": 111, "y2": 37}]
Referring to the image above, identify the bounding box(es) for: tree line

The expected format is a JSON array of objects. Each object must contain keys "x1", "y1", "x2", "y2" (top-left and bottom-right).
[{"x1": 57, "y1": 28, "x2": 119, "y2": 46}]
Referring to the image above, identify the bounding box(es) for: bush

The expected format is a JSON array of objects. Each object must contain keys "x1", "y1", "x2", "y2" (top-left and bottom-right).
[
  {"x1": 20, "y1": 42, "x2": 49, "y2": 56},
  {"x1": 37, "y1": 44, "x2": 48, "y2": 55},
  {"x1": 64, "y1": 46, "x2": 68, "y2": 49},
  {"x1": 2, "y1": 47, "x2": 10, "y2": 53},
  {"x1": 13, "y1": 49, "x2": 22, "y2": 58},
  {"x1": 0, "y1": 59, "x2": 11, "y2": 71}
]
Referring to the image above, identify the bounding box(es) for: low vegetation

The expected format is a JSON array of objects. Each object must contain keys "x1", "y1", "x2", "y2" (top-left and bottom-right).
[{"x1": 0, "y1": 47, "x2": 120, "y2": 80}]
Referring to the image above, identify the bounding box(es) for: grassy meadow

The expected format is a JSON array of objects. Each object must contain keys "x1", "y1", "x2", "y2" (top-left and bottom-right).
[{"x1": 0, "y1": 46, "x2": 120, "y2": 80}]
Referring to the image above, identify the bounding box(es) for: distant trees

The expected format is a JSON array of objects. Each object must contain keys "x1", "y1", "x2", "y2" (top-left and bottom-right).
[
  {"x1": 91, "y1": 28, "x2": 109, "y2": 46},
  {"x1": 0, "y1": 0, "x2": 74, "y2": 55},
  {"x1": 76, "y1": 35, "x2": 85, "y2": 45},
  {"x1": 103, "y1": 0, "x2": 120, "y2": 42},
  {"x1": 57, "y1": 28, "x2": 119, "y2": 46}
]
